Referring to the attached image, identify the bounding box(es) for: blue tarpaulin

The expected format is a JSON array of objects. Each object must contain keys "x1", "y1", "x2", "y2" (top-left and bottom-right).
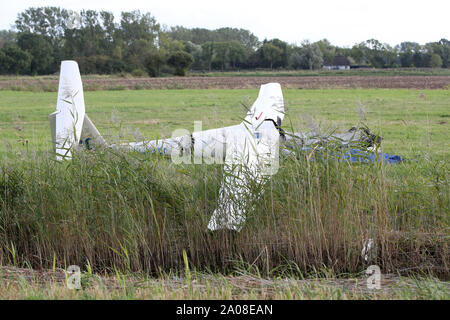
[
  {"x1": 341, "y1": 148, "x2": 403, "y2": 164},
  {"x1": 301, "y1": 148, "x2": 404, "y2": 164}
]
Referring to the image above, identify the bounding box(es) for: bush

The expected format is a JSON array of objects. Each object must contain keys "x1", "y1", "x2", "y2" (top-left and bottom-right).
[
  {"x1": 144, "y1": 51, "x2": 165, "y2": 77},
  {"x1": 76, "y1": 55, "x2": 126, "y2": 74},
  {"x1": 0, "y1": 46, "x2": 31, "y2": 74},
  {"x1": 430, "y1": 54, "x2": 443, "y2": 68},
  {"x1": 167, "y1": 51, "x2": 194, "y2": 76},
  {"x1": 17, "y1": 33, "x2": 55, "y2": 75},
  {"x1": 131, "y1": 68, "x2": 147, "y2": 77}
]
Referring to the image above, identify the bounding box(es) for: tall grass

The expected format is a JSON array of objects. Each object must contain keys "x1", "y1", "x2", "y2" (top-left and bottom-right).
[{"x1": 0, "y1": 140, "x2": 448, "y2": 279}]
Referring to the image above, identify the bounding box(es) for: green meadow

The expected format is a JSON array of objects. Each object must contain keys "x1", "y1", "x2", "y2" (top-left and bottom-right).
[{"x1": 1, "y1": 88, "x2": 449, "y2": 159}]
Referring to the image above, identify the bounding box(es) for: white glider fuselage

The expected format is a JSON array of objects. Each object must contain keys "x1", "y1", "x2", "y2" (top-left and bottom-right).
[{"x1": 117, "y1": 81, "x2": 285, "y2": 167}]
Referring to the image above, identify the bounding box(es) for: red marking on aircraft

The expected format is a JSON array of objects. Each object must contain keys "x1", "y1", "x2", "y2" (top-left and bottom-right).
[{"x1": 256, "y1": 112, "x2": 263, "y2": 120}]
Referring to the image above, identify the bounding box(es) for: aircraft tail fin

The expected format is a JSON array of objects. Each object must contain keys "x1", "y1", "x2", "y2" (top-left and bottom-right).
[
  {"x1": 50, "y1": 60, "x2": 86, "y2": 159},
  {"x1": 50, "y1": 61, "x2": 106, "y2": 158},
  {"x1": 244, "y1": 82, "x2": 284, "y2": 128}
]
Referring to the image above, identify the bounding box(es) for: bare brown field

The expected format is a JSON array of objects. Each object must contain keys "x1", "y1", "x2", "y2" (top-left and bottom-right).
[{"x1": 1, "y1": 75, "x2": 449, "y2": 91}]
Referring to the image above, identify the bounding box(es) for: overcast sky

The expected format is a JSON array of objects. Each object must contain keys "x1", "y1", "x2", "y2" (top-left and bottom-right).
[{"x1": 1, "y1": 0, "x2": 448, "y2": 47}]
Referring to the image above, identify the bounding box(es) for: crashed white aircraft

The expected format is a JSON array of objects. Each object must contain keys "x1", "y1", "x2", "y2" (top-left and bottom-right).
[{"x1": 49, "y1": 61, "x2": 382, "y2": 231}]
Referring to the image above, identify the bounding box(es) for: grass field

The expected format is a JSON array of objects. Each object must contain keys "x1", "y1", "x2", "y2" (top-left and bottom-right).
[
  {"x1": 1, "y1": 89, "x2": 449, "y2": 158},
  {"x1": 0, "y1": 87, "x2": 448, "y2": 299}
]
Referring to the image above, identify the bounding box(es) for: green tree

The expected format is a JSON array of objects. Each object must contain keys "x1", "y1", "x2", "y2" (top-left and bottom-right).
[
  {"x1": 17, "y1": 33, "x2": 55, "y2": 74},
  {"x1": 99, "y1": 11, "x2": 117, "y2": 50},
  {"x1": 379, "y1": 44, "x2": 398, "y2": 68},
  {"x1": 201, "y1": 42, "x2": 214, "y2": 71},
  {"x1": 315, "y1": 39, "x2": 335, "y2": 65},
  {"x1": 0, "y1": 46, "x2": 31, "y2": 74},
  {"x1": 262, "y1": 42, "x2": 283, "y2": 69},
  {"x1": 167, "y1": 51, "x2": 193, "y2": 76},
  {"x1": 227, "y1": 40, "x2": 247, "y2": 68},
  {"x1": 0, "y1": 30, "x2": 17, "y2": 49},
  {"x1": 290, "y1": 41, "x2": 323, "y2": 70},
  {"x1": 215, "y1": 28, "x2": 260, "y2": 52},
  {"x1": 77, "y1": 10, "x2": 104, "y2": 57},
  {"x1": 145, "y1": 50, "x2": 166, "y2": 76},
  {"x1": 412, "y1": 46, "x2": 431, "y2": 67},
  {"x1": 359, "y1": 39, "x2": 398, "y2": 68},
  {"x1": 399, "y1": 46, "x2": 413, "y2": 68},
  {"x1": 123, "y1": 39, "x2": 156, "y2": 71},
  {"x1": 212, "y1": 42, "x2": 229, "y2": 70},
  {"x1": 350, "y1": 43, "x2": 367, "y2": 64},
  {"x1": 168, "y1": 26, "x2": 259, "y2": 53},
  {"x1": 15, "y1": 7, "x2": 67, "y2": 41},
  {"x1": 158, "y1": 32, "x2": 184, "y2": 55},
  {"x1": 427, "y1": 39, "x2": 450, "y2": 68},
  {"x1": 15, "y1": 7, "x2": 68, "y2": 65},
  {"x1": 183, "y1": 41, "x2": 203, "y2": 70},
  {"x1": 0, "y1": 50, "x2": 5, "y2": 73},
  {"x1": 120, "y1": 10, "x2": 160, "y2": 46},
  {"x1": 264, "y1": 39, "x2": 289, "y2": 68},
  {"x1": 430, "y1": 53, "x2": 443, "y2": 68}
]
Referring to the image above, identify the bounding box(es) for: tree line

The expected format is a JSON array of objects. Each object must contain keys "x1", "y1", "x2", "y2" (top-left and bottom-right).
[{"x1": 0, "y1": 7, "x2": 448, "y2": 76}]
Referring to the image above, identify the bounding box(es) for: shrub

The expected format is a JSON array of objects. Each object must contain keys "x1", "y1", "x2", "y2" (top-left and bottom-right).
[
  {"x1": 167, "y1": 51, "x2": 194, "y2": 76},
  {"x1": 144, "y1": 51, "x2": 165, "y2": 77},
  {"x1": 0, "y1": 46, "x2": 31, "y2": 74},
  {"x1": 430, "y1": 54, "x2": 443, "y2": 68},
  {"x1": 131, "y1": 69, "x2": 147, "y2": 77}
]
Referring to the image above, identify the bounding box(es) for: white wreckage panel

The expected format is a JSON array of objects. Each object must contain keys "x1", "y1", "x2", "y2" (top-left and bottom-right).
[{"x1": 207, "y1": 120, "x2": 281, "y2": 231}]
